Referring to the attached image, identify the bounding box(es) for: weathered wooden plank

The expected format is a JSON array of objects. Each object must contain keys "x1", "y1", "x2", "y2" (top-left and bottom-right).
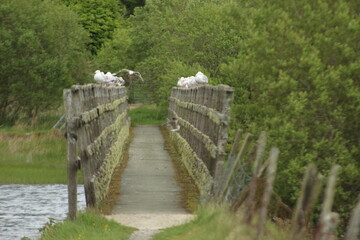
[
  {"x1": 216, "y1": 129, "x2": 243, "y2": 197},
  {"x1": 244, "y1": 131, "x2": 267, "y2": 224},
  {"x1": 345, "y1": 196, "x2": 360, "y2": 240},
  {"x1": 64, "y1": 89, "x2": 78, "y2": 220},
  {"x1": 257, "y1": 147, "x2": 279, "y2": 240},
  {"x1": 169, "y1": 85, "x2": 233, "y2": 199},
  {"x1": 221, "y1": 133, "x2": 253, "y2": 202},
  {"x1": 289, "y1": 164, "x2": 322, "y2": 240},
  {"x1": 213, "y1": 86, "x2": 234, "y2": 194},
  {"x1": 64, "y1": 84, "x2": 129, "y2": 210},
  {"x1": 315, "y1": 165, "x2": 341, "y2": 240}
]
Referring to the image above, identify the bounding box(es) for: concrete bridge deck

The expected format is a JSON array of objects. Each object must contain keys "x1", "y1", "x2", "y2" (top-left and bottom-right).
[{"x1": 106, "y1": 125, "x2": 194, "y2": 239}]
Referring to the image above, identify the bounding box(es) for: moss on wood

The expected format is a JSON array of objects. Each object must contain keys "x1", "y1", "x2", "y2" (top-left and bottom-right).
[
  {"x1": 80, "y1": 96, "x2": 127, "y2": 124},
  {"x1": 93, "y1": 120, "x2": 130, "y2": 204},
  {"x1": 165, "y1": 125, "x2": 213, "y2": 200},
  {"x1": 170, "y1": 110, "x2": 219, "y2": 158},
  {"x1": 169, "y1": 97, "x2": 229, "y2": 126}
]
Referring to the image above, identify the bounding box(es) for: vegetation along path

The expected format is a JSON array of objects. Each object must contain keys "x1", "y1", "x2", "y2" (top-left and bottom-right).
[{"x1": 106, "y1": 125, "x2": 194, "y2": 240}]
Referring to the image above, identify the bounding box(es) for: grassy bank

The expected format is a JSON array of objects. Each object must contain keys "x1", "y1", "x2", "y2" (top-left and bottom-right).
[
  {"x1": 153, "y1": 206, "x2": 289, "y2": 240},
  {"x1": 129, "y1": 104, "x2": 166, "y2": 125},
  {"x1": 0, "y1": 104, "x2": 166, "y2": 184},
  {"x1": 39, "y1": 211, "x2": 135, "y2": 240},
  {"x1": 0, "y1": 130, "x2": 81, "y2": 184}
]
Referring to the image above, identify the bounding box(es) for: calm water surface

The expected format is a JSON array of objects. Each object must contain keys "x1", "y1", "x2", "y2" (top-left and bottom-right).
[{"x1": 0, "y1": 184, "x2": 86, "y2": 240}]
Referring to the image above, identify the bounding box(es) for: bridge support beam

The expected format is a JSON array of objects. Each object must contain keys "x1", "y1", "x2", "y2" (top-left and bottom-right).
[{"x1": 64, "y1": 90, "x2": 78, "y2": 220}]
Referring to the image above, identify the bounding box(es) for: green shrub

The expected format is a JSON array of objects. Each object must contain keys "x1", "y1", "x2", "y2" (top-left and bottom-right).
[{"x1": 0, "y1": 0, "x2": 90, "y2": 123}]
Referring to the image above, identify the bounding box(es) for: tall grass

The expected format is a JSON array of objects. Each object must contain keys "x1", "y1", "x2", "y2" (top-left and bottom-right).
[
  {"x1": 39, "y1": 211, "x2": 135, "y2": 240},
  {"x1": 153, "y1": 205, "x2": 289, "y2": 240},
  {"x1": 0, "y1": 108, "x2": 64, "y2": 133},
  {"x1": 129, "y1": 104, "x2": 167, "y2": 126},
  {"x1": 0, "y1": 130, "x2": 81, "y2": 184}
]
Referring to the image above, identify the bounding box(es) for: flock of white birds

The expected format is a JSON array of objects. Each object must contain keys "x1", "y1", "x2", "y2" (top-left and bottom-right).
[
  {"x1": 94, "y1": 69, "x2": 144, "y2": 86},
  {"x1": 94, "y1": 70, "x2": 125, "y2": 86},
  {"x1": 177, "y1": 71, "x2": 208, "y2": 88},
  {"x1": 93, "y1": 69, "x2": 209, "y2": 89},
  {"x1": 93, "y1": 70, "x2": 209, "y2": 132}
]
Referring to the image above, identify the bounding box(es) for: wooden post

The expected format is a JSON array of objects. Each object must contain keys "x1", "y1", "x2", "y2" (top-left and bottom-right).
[
  {"x1": 64, "y1": 90, "x2": 78, "y2": 220},
  {"x1": 289, "y1": 164, "x2": 322, "y2": 240},
  {"x1": 256, "y1": 147, "x2": 279, "y2": 240},
  {"x1": 221, "y1": 133, "x2": 253, "y2": 202},
  {"x1": 216, "y1": 129, "x2": 243, "y2": 198},
  {"x1": 78, "y1": 88, "x2": 96, "y2": 208},
  {"x1": 320, "y1": 165, "x2": 340, "y2": 221},
  {"x1": 230, "y1": 130, "x2": 244, "y2": 160},
  {"x1": 345, "y1": 196, "x2": 360, "y2": 240},
  {"x1": 213, "y1": 86, "x2": 234, "y2": 192},
  {"x1": 244, "y1": 131, "x2": 267, "y2": 224},
  {"x1": 315, "y1": 165, "x2": 341, "y2": 240}
]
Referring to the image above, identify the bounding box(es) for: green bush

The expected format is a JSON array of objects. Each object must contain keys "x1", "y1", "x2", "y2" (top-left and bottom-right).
[
  {"x1": 63, "y1": 0, "x2": 126, "y2": 55},
  {"x1": 219, "y1": 0, "x2": 360, "y2": 231},
  {"x1": 0, "y1": 0, "x2": 90, "y2": 124}
]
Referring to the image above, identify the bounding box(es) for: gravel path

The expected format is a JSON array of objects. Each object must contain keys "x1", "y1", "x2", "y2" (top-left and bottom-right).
[{"x1": 106, "y1": 125, "x2": 194, "y2": 239}]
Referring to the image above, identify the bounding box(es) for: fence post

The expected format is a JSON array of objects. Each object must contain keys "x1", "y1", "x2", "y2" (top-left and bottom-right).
[
  {"x1": 289, "y1": 164, "x2": 322, "y2": 240},
  {"x1": 256, "y1": 147, "x2": 279, "y2": 240},
  {"x1": 216, "y1": 129, "x2": 243, "y2": 198},
  {"x1": 221, "y1": 133, "x2": 253, "y2": 202},
  {"x1": 244, "y1": 131, "x2": 267, "y2": 224},
  {"x1": 64, "y1": 89, "x2": 78, "y2": 220},
  {"x1": 213, "y1": 86, "x2": 234, "y2": 193},
  {"x1": 315, "y1": 165, "x2": 341, "y2": 240},
  {"x1": 345, "y1": 196, "x2": 360, "y2": 240}
]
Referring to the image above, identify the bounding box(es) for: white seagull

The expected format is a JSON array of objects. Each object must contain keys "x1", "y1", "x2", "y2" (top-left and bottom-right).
[
  {"x1": 195, "y1": 71, "x2": 208, "y2": 84},
  {"x1": 94, "y1": 70, "x2": 107, "y2": 84}
]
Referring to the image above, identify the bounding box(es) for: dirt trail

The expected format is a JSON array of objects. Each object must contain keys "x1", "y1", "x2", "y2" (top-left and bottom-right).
[{"x1": 106, "y1": 125, "x2": 194, "y2": 240}]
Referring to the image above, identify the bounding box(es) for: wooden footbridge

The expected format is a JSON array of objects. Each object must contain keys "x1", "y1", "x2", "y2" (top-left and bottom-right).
[
  {"x1": 63, "y1": 84, "x2": 360, "y2": 240},
  {"x1": 63, "y1": 84, "x2": 234, "y2": 218}
]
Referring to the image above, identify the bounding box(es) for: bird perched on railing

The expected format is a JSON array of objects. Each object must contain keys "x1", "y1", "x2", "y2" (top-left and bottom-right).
[
  {"x1": 94, "y1": 70, "x2": 125, "y2": 86},
  {"x1": 113, "y1": 69, "x2": 144, "y2": 84},
  {"x1": 94, "y1": 70, "x2": 107, "y2": 85},
  {"x1": 177, "y1": 71, "x2": 208, "y2": 88}
]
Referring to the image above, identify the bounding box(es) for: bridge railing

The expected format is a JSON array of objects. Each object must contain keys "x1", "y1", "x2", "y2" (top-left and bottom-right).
[
  {"x1": 63, "y1": 84, "x2": 129, "y2": 219},
  {"x1": 167, "y1": 85, "x2": 360, "y2": 239},
  {"x1": 168, "y1": 85, "x2": 234, "y2": 197}
]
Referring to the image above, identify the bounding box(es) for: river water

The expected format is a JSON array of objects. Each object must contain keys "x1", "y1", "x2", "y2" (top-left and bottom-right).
[{"x1": 0, "y1": 184, "x2": 86, "y2": 240}]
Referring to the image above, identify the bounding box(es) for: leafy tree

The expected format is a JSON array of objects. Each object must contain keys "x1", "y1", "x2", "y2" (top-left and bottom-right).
[
  {"x1": 0, "y1": 0, "x2": 90, "y2": 123},
  {"x1": 121, "y1": 0, "x2": 145, "y2": 16},
  {"x1": 62, "y1": 0, "x2": 126, "y2": 55},
  {"x1": 95, "y1": 26, "x2": 133, "y2": 71},
  {"x1": 122, "y1": 0, "x2": 241, "y2": 102},
  {"x1": 220, "y1": 0, "x2": 360, "y2": 231}
]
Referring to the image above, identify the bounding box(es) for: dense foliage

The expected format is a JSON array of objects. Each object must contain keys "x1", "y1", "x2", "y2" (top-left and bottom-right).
[
  {"x1": 97, "y1": 0, "x2": 359, "y2": 232},
  {"x1": 219, "y1": 0, "x2": 360, "y2": 229},
  {"x1": 0, "y1": 0, "x2": 90, "y2": 123},
  {"x1": 62, "y1": 0, "x2": 126, "y2": 54},
  {"x1": 121, "y1": 0, "x2": 146, "y2": 16}
]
